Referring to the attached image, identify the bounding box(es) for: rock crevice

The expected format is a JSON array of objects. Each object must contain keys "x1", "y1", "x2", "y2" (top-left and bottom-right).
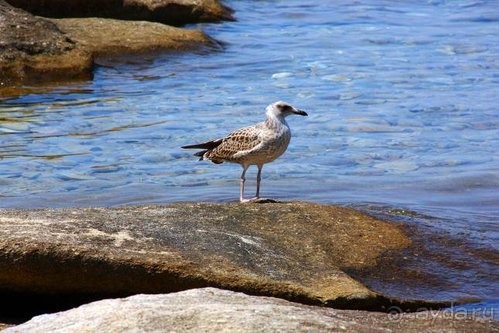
[{"x1": 3, "y1": 288, "x2": 497, "y2": 333}]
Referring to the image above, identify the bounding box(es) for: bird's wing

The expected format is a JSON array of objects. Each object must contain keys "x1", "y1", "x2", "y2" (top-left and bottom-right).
[{"x1": 207, "y1": 125, "x2": 262, "y2": 161}]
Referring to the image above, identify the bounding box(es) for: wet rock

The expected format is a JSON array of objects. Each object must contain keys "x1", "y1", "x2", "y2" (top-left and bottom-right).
[
  {"x1": 5, "y1": 0, "x2": 234, "y2": 26},
  {"x1": 0, "y1": 202, "x2": 450, "y2": 311},
  {"x1": 0, "y1": 0, "x2": 93, "y2": 85},
  {"x1": 52, "y1": 18, "x2": 215, "y2": 58},
  {"x1": 0, "y1": 1, "x2": 217, "y2": 85},
  {"x1": 4, "y1": 288, "x2": 497, "y2": 333}
]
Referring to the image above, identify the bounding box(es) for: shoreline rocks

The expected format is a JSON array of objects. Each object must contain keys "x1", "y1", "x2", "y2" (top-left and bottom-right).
[
  {"x1": 4, "y1": 288, "x2": 497, "y2": 333},
  {"x1": 6, "y1": 0, "x2": 234, "y2": 26},
  {"x1": 0, "y1": 0, "x2": 230, "y2": 86},
  {"x1": 0, "y1": 202, "x2": 494, "y2": 332},
  {"x1": 0, "y1": 202, "x2": 449, "y2": 311},
  {"x1": 0, "y1": 1, "x2": 93, "y2": 85}
]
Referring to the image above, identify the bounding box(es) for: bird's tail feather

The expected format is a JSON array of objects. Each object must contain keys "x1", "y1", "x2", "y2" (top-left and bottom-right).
[
  {"x1": 194, "y1": 150, "x2": 208, "y2": 161},
  {"x1": 181, "y1": 138, "x2": 223, "y2": 150},
  {"x1": 182, "y1": 138, "x2": 224, "y2": 163}
]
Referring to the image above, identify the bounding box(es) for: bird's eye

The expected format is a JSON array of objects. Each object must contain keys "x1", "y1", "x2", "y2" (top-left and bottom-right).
[{"x1": 279, "y1": 104, "x2": 290, "y2": 112}]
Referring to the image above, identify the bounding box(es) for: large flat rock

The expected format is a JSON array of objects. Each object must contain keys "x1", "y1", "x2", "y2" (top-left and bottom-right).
[
  {"x1": 4, "y1": 288, "x2": 497, "y2": 333},
  {"x1": 0, "y1": 0, "x2": 93, "y2": 85},
  {"x1": 0, "y1": 202, "x2": 448, "y2": 311},
  {"x1": 6, "y1": 0, "x2": 234, "y2": 26},
  {"x1": 52, "y1": 18, "x2": 215, "y2": 58}
]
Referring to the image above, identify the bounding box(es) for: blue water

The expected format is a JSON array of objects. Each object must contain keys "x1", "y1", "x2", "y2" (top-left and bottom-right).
[{"x1": 1, "y1": 0, "x2": 498, "y2": 306}]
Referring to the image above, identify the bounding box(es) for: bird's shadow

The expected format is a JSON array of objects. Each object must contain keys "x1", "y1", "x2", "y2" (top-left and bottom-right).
[
  {"x1": 251, "y1": 198, "x2": 279, "y2": 204},
  {"x1": 228, "y1": 198, "x2": 285, "y2": 204}
]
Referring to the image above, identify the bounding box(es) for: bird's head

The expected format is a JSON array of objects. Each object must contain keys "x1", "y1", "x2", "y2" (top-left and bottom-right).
[{"x1": 266, "y1": 101, "x2": 308, "y2": 118}]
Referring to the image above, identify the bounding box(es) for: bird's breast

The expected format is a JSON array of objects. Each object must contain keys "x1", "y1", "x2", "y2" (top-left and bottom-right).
[{"x1": 254, "y1": 125, "x2": 291, "y2": 163}]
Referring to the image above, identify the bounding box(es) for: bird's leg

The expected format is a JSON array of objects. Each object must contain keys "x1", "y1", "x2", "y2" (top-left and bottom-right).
[
  {"x1": 242, "y1": 164, "x2": 263, "y2": 203},
  {"x1": 255, "y1": 164, "x2": 263, "y2": 199},
  {"x1": 240, "y1": 165, "x2": 249, "y2": 203}
]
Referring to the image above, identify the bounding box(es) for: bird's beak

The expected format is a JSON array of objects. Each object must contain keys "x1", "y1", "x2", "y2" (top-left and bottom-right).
[{"x1": 293, "y1": 109, "x2": 308, "y2": 116}]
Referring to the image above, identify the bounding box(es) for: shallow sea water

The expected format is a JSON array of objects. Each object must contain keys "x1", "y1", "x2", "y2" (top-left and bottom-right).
[{"x1": 1, "y1": 0, "x2": 498, "y2": 312}]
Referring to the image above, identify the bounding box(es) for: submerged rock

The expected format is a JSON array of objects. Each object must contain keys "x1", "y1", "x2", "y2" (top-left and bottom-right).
[
  {"x1": 0, "y1": 202, "x2": 449, "y2": 312},
  {"x1": 5, "y1": 0, "x2": 234, "y2": 26},
  {"x1": 0, "y1": 0, "x2": 92, "y2": 85},
  {"x1": 4, "y1": 288, "x2": 497, "y2": 333}
]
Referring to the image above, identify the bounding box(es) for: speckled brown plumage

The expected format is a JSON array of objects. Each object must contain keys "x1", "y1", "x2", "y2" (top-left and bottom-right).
[{"x1": 205, "y1": 125, "x2": 262, "y2": 164}]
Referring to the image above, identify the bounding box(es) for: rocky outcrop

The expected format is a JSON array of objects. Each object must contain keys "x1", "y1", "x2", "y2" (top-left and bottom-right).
[
  {"x1": 0, "y1": 1, "x2": 217, "y2": 85},
  {"x1": 0, "y1": 1, "x2": 93, "y2": 85},
  {"x1": 0, "y1": 202, "x2": 450, "y2": 312},
  {"x1": 5, "y1": 0, "x2": 234, "y2": 26},
  {"x1": 52, "y1": 18, "x2": 216, "y2": 58},
  {"x1": 4, "y1": 288, "x2": 497, "y2": 333}
]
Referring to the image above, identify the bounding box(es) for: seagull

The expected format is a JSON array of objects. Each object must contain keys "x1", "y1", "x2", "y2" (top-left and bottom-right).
[{"x1": 182, "y1": 101, "x2": 308, "y2": 202}]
